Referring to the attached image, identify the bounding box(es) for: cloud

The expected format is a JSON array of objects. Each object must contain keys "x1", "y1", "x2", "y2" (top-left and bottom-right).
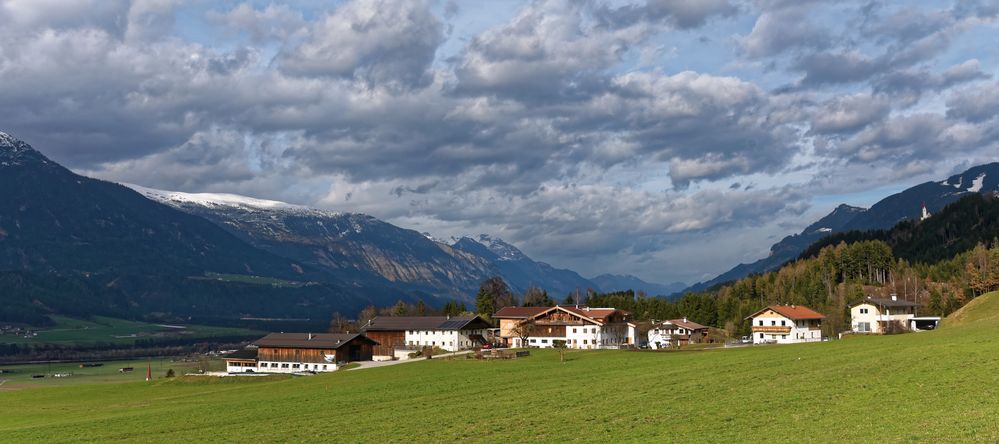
[
  {"x1": 3, "y1": 0, "x2": 999, "y2": 284},
  {"x1": 277, "y1": 0, "x2": 444, "y2": 89},
  {"x1": 206, "y1": 3, "x2": 306, "y2": 42}
]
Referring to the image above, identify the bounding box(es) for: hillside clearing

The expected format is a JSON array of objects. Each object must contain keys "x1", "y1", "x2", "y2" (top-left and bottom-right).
[{"x1": 2, "y1": 293, "x2": 999, "y2": 442}]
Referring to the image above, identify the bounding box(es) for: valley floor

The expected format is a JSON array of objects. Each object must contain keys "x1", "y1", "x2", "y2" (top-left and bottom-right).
[{"x1": 3, "y1": 295, "x2": 999, "y2": 442}]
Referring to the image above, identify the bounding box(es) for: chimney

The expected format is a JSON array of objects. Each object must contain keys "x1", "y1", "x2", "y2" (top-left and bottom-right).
[
  {"x1": 308, "y1": 333, "x2": 313, "y2": 340},
  {"x1": 891, "y1": 294, "x2": 897, "y2": 301},
  {"x1": 683, "y1": 317, "x2": 687, "y2": 323}
]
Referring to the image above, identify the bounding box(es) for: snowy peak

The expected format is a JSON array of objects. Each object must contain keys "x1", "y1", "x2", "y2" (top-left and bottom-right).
[
  {"x1": 126, "y1": 184, "x2": 341, "y2": 218},
  {"x1": 466, "y1": 234, "x2": 528, "y2": 261},
  {"x1": 0, "y1": 131, "x2": 49, "y2": 166}
]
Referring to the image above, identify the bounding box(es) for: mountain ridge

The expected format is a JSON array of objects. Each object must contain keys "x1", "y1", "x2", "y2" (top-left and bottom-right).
[{"x1": 683, "y1": 163, "x2": 999, "y2": 294}]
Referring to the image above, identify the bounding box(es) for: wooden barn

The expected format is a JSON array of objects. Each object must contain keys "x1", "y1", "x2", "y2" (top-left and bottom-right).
[{"x1": 225, "y1": 332, "x2": 378, "y2": 373}]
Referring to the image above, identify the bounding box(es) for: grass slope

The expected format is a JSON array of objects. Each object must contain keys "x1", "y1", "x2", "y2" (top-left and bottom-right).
[{"x1": 3, "y1": 295, "x2": 999, "y2": 442}]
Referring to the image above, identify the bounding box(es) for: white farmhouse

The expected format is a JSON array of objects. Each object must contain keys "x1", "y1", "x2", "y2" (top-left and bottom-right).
[
  {"x1": 850, "y1": 295, "x2": 940, "y2": 333},
  {"x1": 647, "y1": 318, "x2": 709, "y2": 349},
  {"x1": 361, "y1": 316, "x2": 492, "y2": 359},
  {"x1": 494, "y1": 305, "x2": 638, "y2": 349},
  {"x1": 746, "y1": 305, "x2": 825, "y2": 344}
]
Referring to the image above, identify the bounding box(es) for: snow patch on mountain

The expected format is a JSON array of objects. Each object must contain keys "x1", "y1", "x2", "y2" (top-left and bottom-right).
[
  {"x1": 969, "y1": 173, "x2": 986, "y2": 193},
  {"x1": 125, "y1": 184, "x2": 344, "y2": 219}
]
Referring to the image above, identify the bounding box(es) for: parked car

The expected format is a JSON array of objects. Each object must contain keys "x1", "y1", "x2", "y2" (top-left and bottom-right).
[{"x1": 481, "y1": 343, "x2": 493, "y2": 349}]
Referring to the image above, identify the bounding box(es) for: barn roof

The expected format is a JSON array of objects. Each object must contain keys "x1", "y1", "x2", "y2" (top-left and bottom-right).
[
  {"x1": 224, "y1": 348, "x2": 259, "y2": 360},
  {"x1": 493, "y1": 306, "x2": 549, "y2": 319},
  {"x1": 361, "y1": 316, "x2": 491, "y2": 332},
  {"x1": 745, "y1": 305, "x2": 826, "y2": 321},
  {"x1": 254, "y1": 333, "x2": 379, "y2": 349},
  {"x1": 663, "y1": 319, "x2": 708, "y2": 330}
]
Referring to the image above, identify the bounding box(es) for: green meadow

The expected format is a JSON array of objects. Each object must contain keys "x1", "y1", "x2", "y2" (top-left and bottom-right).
[
  {"x1": 1, "y1": 315, "x2": 260, "y2": 347},
  {"x1": 2, "y1": 293, "x2": 999, "y2": 443}
]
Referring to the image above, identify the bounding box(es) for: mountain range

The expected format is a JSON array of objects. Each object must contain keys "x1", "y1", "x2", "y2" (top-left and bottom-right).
[
  {"x1": 0, "y1": 132, "x2": 677, "y2": 325},
  {"x1": 683, "y1": 162, "x2": 999, "y2": 293}
]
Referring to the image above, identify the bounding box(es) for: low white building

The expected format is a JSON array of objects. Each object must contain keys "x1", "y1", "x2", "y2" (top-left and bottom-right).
[
  {"x1": 494, "y1": 305, "x2": 637, "y2": 349},
  {"x1": 224, "y1": 332, "x2": 378, "y2": 373},
  {"x1": 647, "y1": 318, "x2": 709, "y2": 349},
  {"x1": 746, "y1": 305, "x2": 825, "y2": 344},
  {"x1": 362, "y1": 315, "x2": 492, "y2": 358},
  {"x1": 850, "y1": 295, "x2": 939, "y2": 333}
]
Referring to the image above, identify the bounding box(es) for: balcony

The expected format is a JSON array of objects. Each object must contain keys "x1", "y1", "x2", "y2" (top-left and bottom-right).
[{"x1": 751, "y1": 326, "x2": 792, "y2": 334}]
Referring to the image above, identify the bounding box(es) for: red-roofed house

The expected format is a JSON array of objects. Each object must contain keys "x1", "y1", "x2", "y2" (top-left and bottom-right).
[
  {"x1": 746, "y1": 305, "x2": 825, "y2": 344},
  {"x1": 493, "y1": 305, "x2": 637, "y2": 349}
]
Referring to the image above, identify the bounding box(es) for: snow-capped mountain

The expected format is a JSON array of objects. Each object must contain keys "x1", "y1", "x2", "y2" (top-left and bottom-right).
[{"x1": 131, "y1": 186, "x2": 600, "y2": 299}]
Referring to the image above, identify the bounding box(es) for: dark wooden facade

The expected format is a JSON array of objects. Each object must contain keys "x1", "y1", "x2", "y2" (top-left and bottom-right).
[
  {"x1": 258, "y1": 337, "x2": 374, "y2": 363},
  {"x1": 366, "y1": 330, "x2": 406, "y2": 356}
]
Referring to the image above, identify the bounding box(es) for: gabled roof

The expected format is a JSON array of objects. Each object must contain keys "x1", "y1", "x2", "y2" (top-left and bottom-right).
[
  {"x1": 665, "y1": 319, "x2": 708, "y2": 330},
  {"x1": 851, "y1": 297, "x2": 921, "y2": 308},
  {"x1": 745, "y1": 305, "x2": 826, "y2": 321},
  {"x1": 254, "y1": 333, "x2": 379, "y2": 349},
  {"x1": 361, "y1": 316, "x2": 490, "y2": 332},
  {"x1": 224, "y1": 348, "x2": 259, "y2": 360},
  {"x1": 493, "y1": 306, "x2": 549, "y2": 319}
]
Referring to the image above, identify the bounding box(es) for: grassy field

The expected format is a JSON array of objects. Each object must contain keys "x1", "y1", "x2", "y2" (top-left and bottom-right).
[
  {"x1": 2, "y1": 293, "x2": 999, "y2": 442},
  {"x1": 0, "y1": 358, "x2": 222, "y2": 391},
  {"x1": 1, "y1": 315, "x2": 261, "y2": 347}
]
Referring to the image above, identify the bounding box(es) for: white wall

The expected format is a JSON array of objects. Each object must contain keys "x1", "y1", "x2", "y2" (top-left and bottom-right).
[
  {"x1": 850, "y1": 303, "x2": 915, "y2": 333},
  {"x1": 751, "y1": 315, "x2": 821, "y2": 344},
  {"x1": 227, "y1": 360, "x2": 337, "y2": 373},
  {"x1": 404, "y1": 328, "x2": 486, "y2": 352}
]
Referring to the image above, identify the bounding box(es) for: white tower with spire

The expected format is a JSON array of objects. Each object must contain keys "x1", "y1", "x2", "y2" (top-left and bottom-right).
[{"x1": 920, "y1": 202, "x2": 931, "y2": 221}]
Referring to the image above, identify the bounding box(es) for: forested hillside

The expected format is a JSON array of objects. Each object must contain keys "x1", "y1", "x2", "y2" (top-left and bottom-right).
[{"x1": 586, "y1": 194, "x2": 999, "y2": 337}]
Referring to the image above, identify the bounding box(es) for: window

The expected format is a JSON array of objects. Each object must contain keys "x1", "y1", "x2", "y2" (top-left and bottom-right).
[
  {"x1": 758, "y1": 320, "x2": 763, "y2": 326},
  {"x1": 281, "y1": 363, "x2": 289, "y2": 368},
  {"x1": 292, "y1": 364, "x2": 300, "y2": 369},
  {"x1": 322, "y1": 365, "x2": 327, "y2": 370},
  {"x1": 860, "y1": 308, "x2": 869, "y2": 314},
  {"x1": 271, "y1": 363, "x2": 278, "y2": 368},
  {"x1": 259, "y1": 362, "x2": 266, "y2": 367},
  {"x1": 858, "y1": 322, "x2": 871, "y2": 332},
  {"x1": 771, "y1": 320, "x2": 776, "y2": 326},
  {"x1": 759, "y1": 333, "x2": 763, "y2": 339},
  {"x1": 781, "y1": 320, "x2": 786, "y2": 326},
  {"x1": 782, "y1": 335, "x2": 787, "y2": 339},
  {"x1": 573, "y1": 328, "x2": 577, "y2": 333},
  {"x1": 530, "y1": 339, "x2": 537, "y2": 343},
  {"x1": 583, "y1": 339, "x2": 588, "y2": 345}
]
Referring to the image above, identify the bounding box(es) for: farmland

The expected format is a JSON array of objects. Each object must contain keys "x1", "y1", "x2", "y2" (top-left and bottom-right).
[
  {"x1": 2, "y1": 293, "x2": 999, "y2": 442},
  {"x1": 0, "y1": 315, "x2": 261, "y2": 347}
]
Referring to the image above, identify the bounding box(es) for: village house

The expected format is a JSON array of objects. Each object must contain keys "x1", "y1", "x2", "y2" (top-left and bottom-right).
[
  {"x1": 647, "y1": 318, "x2": 709, "y2": 349},
  {"x1": 360, "y1": 315, "x2": 491, "y2": 359},
  {"x1": 850, "y1": 295, "x2": 940, "y2": 333},
  {"x1": 746, "y1": 305, "x2": 825, "y2": 344},
  {"x1": 224, "y1": 332, "x2": 378, "y2": 373},
  {"x1": 494, "y1": 305, "x2": 638, "y2": 349}
]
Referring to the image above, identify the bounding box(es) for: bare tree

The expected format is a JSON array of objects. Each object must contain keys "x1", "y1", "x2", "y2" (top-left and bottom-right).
[
  {"x1": 328, "y1": 313, "x2": 354, "y2": 333},
  {"x1": 511, "y1": 319, "x2": 535, "y2": 348}
]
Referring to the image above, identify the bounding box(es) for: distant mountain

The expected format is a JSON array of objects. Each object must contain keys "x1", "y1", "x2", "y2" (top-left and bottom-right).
[
  {"x1": 449, "y1": 234, "x2": 598, "y2": 297},
  {"x1": 589, "y1": 274, "x2": 686, "y2": 297},
  {"x1": 801, "y1": 193, "x2": 999, "y2": 265},
  {"x1": 684, "y1": 163, "x2": 999, "y2": 293},
  {"x1": 0, "y1": 131, "x2": 389, "y2": 325},
  {"x1": 131, "y1": 190, "x2": 600, "y2": 300},
  {"x1": 132, "y1": 186, "x2": 494, "y2": 299}
]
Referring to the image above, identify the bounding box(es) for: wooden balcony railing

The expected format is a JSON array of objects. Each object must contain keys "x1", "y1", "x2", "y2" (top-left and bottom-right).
[{"x1": 751, "y1": 326, "x2": 792, "y2": 334}]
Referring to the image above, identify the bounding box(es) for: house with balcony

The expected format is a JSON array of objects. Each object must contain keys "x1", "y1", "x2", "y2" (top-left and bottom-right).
[
  {"x1": 746, "y1": 305, "x2": 825, "y2": 344},
  {"x1": 647, "y1": 318, "x2": 708, "y2": 349},
  {"x1": 850, "y1": 295, "x2": 940, "y2": 333},
  {"x1": 494, "y1": 305, "x2": 637, "y2": 349}
]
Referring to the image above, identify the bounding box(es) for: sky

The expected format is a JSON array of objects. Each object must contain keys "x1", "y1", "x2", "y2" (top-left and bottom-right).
[{"x1": 2, "y1": 0, "x2": 998, "y2": 286}]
